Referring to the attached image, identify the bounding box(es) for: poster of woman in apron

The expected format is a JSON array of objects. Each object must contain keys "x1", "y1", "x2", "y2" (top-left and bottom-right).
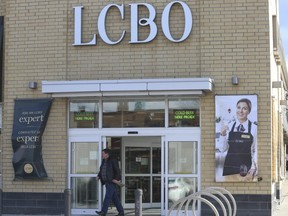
[{"x1": 215, "y1": 95, "x2": 257, "y2": 182}]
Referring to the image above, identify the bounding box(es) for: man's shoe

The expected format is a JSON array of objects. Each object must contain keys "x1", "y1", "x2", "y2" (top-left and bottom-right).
[
  {"x1": 116, "y1": 212, "x2": 124, "y2": 216},
  {"x1": 95, "y1": 211, "x2": 106, "y2": 216}
]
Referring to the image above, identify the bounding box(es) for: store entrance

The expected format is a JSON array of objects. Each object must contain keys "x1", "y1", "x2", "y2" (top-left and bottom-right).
[{"x1": 69, "y1": 130, "x2": 200, "y2": 215}]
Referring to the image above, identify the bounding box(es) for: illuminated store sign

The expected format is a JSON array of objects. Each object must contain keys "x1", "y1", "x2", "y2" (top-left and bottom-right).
[
  {"x1": 74, "y1": 112, "x2": 95, "y2": 121},
  {"x1": 73, "y1": 1, "x2": 193, "y2": 46},
  {"x1": 174, "y1": 110, "x2": 196, "y2": 120}
]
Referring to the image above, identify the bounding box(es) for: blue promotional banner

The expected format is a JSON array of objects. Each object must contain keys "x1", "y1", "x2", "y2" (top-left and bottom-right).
[{"x1": 11, "y1": 98, "x2": 52, "y2": 179}]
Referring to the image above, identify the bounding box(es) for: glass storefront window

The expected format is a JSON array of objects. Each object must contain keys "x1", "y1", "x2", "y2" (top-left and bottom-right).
[
  {"x1": 168, "y1": 141, "x2": 198, "y2": 174},
  {"x1": 71, "y1": 177, "x2": 98, "y2": 209},
  {"x1": 168, "y1": 99, "x2": 200, "y2": 127},
  {"x1": 69, "y1": 101, "x2": 99, "y2": 128},
  {"x1": 69, "y1": 97, "x2": 200, "y2": 128},
  {"x1": 71, "y1": 142, "x2": 98, "y2": 174},
  {"x1": 102, "y1": 99, "x2": 165, "y2": 128}
]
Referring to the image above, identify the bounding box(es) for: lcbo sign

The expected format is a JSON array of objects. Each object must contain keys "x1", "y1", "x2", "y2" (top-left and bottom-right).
[{"x1": 73, "y1": 1, "x2": 193, "y2": 46}]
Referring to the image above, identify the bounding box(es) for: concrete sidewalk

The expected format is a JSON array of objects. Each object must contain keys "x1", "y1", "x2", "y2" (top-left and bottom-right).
[{"x1": 273, "y1": 176, "x2": 288, "y2": 216}]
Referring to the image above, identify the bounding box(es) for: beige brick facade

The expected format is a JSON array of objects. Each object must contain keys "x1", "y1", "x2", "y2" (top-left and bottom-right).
[
  {"x1": 0, "y1": 0, "x2": 5, "y2": 16},
  {"x1": 0, "y1": 0, "x2": 286, "y2": 215},
  {"x1": 1, "y1": 0, "x2": 272, "y2": 191}
]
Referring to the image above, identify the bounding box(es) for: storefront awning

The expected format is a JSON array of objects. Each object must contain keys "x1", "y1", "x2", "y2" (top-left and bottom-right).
[{"x1": 42, "y1": 78, "x2": 214, "y2": 97}]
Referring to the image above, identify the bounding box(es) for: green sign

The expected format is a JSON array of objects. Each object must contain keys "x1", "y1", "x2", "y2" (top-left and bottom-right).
[
  {"x1": 74, "y1": 112, "x2": 95, "y2": 121},
  {"x1": 174, "y1": 110, "x2": 195, "y2": 120}
]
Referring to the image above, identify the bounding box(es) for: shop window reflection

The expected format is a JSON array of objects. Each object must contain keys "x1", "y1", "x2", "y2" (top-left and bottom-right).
[
  {"x1": 168, "y1": 177, "x2": 197, "y2": 207},
  {"x1": 103, "y1": 100, "x2": 165, "y2": 128}
]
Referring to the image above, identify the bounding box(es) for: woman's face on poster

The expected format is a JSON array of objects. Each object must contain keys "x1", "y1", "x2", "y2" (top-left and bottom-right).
[{"x1": 236, "y1": 102, "x2": 250, "y2": 122}]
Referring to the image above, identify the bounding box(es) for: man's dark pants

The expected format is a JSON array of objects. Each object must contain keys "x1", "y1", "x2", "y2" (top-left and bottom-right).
[{"x1": 102, "y1": 182, "x2": 124, "y2": 214}]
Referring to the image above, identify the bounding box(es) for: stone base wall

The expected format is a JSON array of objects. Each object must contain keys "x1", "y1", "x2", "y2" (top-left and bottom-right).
[{"x1": 2, "y1": 192, "x2": 64, "y2": 215}]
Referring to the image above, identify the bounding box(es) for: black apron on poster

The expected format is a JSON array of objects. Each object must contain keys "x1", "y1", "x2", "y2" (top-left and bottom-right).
[{"x1": 223, "y1": 121, "x2": 253, "y2": 176}]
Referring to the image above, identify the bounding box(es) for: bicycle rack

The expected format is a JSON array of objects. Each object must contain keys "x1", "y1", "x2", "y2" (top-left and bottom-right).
[{"x1": 168, "y1": 186, "x2": 237, "y2": 216}]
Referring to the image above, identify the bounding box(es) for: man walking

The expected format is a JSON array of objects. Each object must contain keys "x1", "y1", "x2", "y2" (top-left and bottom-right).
[{"x1": 96, "y1": 148, "x2": 125, "y2": 216}]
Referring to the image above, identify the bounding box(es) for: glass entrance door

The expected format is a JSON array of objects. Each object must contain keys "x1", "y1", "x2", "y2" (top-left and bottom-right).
[
  {"x1": 69, "y1": 134, "x2": 102, "y2": 215},
  {"x1": 122, "y1": 137, "x2": 161, "y2": 209}
]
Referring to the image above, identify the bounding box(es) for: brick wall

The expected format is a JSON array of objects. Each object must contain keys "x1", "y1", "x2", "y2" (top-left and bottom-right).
[
  {"x1": 199, "y1": 0, "x2": 272, "y2": 196},
  {"x1": 0, "y1": 0, "x2": 5, "y2": 16}
]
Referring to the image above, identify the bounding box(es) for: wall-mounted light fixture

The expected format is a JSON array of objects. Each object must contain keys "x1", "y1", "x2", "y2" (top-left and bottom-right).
[
  {"x1": 232, "y1": 75, "x2": 239, "y2": 85},
  {"x1": 28, "y1": 81, "x2": 37, "y2": 89},
  {"x1": 280, "y1": 100, "x2": 287, "y2": 106},
  {"x1": 272, "y1": 81, "x2": 283, "y2": 88}
]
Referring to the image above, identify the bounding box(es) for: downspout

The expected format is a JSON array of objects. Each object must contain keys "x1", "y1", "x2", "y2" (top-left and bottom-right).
[{"x1": 0, "y1": 16, "x2": 4, "y2": 216}]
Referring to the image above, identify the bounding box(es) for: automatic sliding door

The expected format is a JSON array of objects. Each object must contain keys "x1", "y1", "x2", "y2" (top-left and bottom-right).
[{"x1": 123, "y1": 137, "x2": 161, "y2": 209}]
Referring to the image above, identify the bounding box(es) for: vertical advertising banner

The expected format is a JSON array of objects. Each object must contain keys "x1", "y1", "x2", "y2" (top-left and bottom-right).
[
  {"x1": 215, "y1": 95, "x2": 258, "y2": 182},
  {"x1": 11, "y1": 98, "x2": 52, "y2": 179}
]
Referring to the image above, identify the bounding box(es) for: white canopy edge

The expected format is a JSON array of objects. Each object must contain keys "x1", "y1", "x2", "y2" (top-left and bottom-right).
[{"x1": 42, "y1": 77, "x2": 214, "y2": 97}]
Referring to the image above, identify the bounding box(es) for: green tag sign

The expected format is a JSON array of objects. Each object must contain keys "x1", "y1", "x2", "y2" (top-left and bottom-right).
[
  {"x1": 174, "y1": 110, "x2": 195, "y2": 120},
  {"x1": 74, "y1": 112, "x2": 95, "y2": 121}
]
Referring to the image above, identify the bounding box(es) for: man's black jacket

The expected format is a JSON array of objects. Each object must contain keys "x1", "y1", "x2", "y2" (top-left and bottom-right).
[{"x1": 98, "y1": 157, "x2": 121, "y2": 185}]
